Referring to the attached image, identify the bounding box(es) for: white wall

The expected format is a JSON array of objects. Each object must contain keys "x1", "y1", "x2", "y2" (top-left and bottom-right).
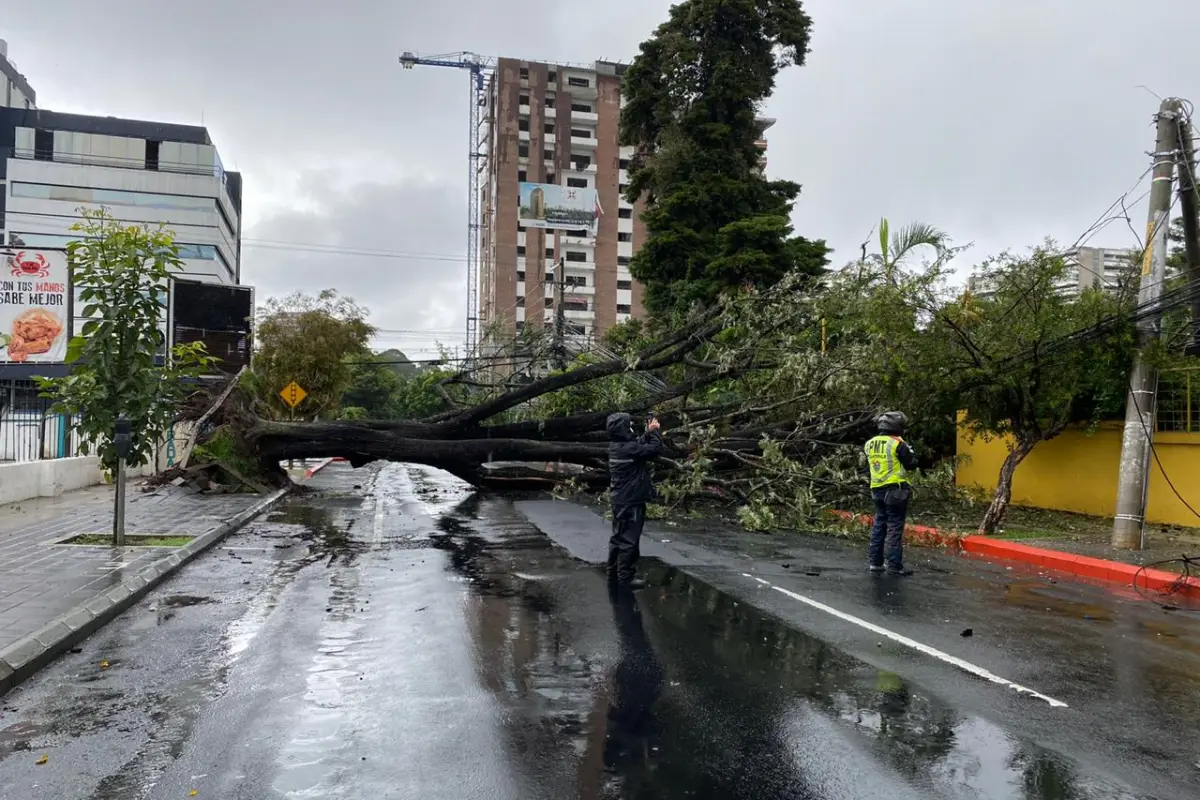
[{"x1": 0, "y1": 456, "x2": 156, "y2": 506}]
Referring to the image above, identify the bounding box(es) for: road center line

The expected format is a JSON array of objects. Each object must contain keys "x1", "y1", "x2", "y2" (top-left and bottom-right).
[
  {"x1": 742, "y1": 573, "x2": 1068, "y2": 708},
  {"x1": 372, "y1": 472, "x2": 386, "y2": 548}
]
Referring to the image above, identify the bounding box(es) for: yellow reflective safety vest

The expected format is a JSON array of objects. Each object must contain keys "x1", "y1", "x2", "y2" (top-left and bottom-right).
[{"x1": 865, "y1": 435, "x2": 908, "y2": 489}]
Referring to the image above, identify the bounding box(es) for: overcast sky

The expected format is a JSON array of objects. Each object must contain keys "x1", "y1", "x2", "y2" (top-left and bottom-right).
[{"x1": 5, "y1": 0, "x2": 1199, "y2": 355}]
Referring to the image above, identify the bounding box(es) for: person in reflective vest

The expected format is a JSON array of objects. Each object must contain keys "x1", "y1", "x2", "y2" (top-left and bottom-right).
[{"x1": 864, "y1": 411, "x2": 919, "y2": 576}]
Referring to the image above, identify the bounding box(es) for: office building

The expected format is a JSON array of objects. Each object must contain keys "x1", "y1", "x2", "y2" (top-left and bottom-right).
[
  {"x1": 479, "y1": 57, "x2": 773, "y2": 351},
  {"x1": 1, "y1": 108, "x2": 242, "y2": 287}
]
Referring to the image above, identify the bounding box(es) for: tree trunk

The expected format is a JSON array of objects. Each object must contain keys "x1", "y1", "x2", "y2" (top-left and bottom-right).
[{"x1": 978, "y1": 437, "x2": 1037, "y2": 535}]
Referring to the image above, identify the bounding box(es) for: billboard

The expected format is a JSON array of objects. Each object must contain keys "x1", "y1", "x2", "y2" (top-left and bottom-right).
[
  {"x1": 0, "y1": 250, "x2": 69, "y2": 363},
  {"x1": 172, "y1": 279, "x2": 254, "y2": 372},
  {"x1": 518, "y1": 182, "x2": 601, "y2": 231}
]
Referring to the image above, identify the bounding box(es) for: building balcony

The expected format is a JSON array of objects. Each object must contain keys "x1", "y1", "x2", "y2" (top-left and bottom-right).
[
  {"x1": 519, "y1": 104, "x2": 531, "y2": 115},
  {"x1": 570, "y1": 136, "x2": 597, "y2": 150},
  {"x1": 562, "y1": 284, "x2": 595, "y2": 296},
  {"x1": 571, "y1": 109, "x2": 599, "y2": 124},
  {"x1": 565, "y1": 82, "x2": 599, "y2": 101},
  {"x1": 564, "y1": 308, "x2": 595, "y2": 320}
]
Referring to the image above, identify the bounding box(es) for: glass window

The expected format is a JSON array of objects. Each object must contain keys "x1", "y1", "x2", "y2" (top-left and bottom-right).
[
  {"x1": 11, "y1": 232, "x2": 218, "y2": 261},
  {"x1": 11, "y1": 182, "x2": 214, "y2": 212}
]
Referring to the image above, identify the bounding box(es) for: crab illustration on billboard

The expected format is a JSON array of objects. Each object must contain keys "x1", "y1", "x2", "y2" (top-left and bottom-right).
[{"x1": 1, "y1": 250, "x2": 69, "y2": 363}]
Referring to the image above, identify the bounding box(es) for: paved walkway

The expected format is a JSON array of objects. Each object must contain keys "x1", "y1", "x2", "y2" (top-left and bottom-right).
[{"x1": 0, "y1": 482, "x2": 261, "y2": 653}]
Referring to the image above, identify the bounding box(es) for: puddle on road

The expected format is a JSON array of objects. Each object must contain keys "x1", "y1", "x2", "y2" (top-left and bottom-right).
[{"x1": 406, "y1": 486, "x2": 1149, "y2": 799}]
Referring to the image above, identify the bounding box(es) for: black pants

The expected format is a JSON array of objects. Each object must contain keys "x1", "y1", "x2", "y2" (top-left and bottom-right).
[
  {"x1": 869, "y1": 485, "x2": 910, "y2": 570},
  {"x1": 609, "y1": 504, "x2": 645, "y2": 583}
]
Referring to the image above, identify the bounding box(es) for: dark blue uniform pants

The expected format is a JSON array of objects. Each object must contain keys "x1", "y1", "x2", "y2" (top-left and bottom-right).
[
  {"x1": 609, "y1": 504, "x2": 645, "y2": 583},
  {"x1": 870, "y1": 485, "x2": 909, "y2": 570}
]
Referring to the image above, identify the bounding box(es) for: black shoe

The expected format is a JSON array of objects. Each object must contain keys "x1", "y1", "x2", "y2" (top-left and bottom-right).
[
  {"x1": 617, "y1": 577, "x2": 648, "y2": 590},
  {"x1": 868, "y1": 564, "x2": 885, "y2": 573},
  {"x1": 886, "y1": 567, "x2": 914, "y2": 577}
]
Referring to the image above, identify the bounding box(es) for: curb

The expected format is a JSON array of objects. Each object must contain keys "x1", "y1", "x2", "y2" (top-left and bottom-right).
[
  {"x1": 0, "y1": 487, "x2": 290, "y2": 697},
  {"x1": 830, "y1": 509, "x2": 1200, "y2": 599},
  {"x1": 959, "y1": 536, "x2": 1200, "y2": 599},
  {"x1": 305, "y1": 457, "x2": 345, "y2": 479}
]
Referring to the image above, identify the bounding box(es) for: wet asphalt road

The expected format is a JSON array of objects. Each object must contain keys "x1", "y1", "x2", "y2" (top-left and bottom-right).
[{"x1": 0, "y1": 463, "x2": 1197, "y2": 799}]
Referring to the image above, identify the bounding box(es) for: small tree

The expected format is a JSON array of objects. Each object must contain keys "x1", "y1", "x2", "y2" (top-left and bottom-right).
[
  {"x1": 253, "y1": 289, "x2": 374, "y2": 419},
  {"x1": 928, "y1": 246, "x2": 1134, "y2": 532},
  {"x1": 36, "y1": 208, "x2": 216, "y2": 472}
]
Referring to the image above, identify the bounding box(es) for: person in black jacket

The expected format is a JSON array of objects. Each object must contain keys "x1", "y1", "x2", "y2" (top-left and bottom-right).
[{"x1": 606, "y1": 412, "x2": 664, "y2": 589}]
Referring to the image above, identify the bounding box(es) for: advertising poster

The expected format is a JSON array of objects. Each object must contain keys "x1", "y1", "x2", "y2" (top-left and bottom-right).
[
  {"x1": 0, "y1": 249, "x2": 69, "y2": 363},
  {"x1": 518, "y1": 182, "x2": 601, "y2": 231}
]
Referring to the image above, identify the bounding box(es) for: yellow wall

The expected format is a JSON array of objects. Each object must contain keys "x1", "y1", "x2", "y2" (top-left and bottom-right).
[{"x1": 956, "y1": 422, "x2": 1200, "y2": 528}]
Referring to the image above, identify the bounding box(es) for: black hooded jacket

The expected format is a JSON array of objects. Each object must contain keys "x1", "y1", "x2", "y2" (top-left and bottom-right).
[{"x1": 606, "y1": 412, "x2": 664, "y2": 507}]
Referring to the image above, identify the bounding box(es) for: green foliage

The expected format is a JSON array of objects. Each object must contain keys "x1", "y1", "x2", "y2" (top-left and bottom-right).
[
  {"x1": 36, "y1": 208, "x2": 217, "y2": 472},
  {"x1": 620, "y1": 0, "x2": 828, "y2": 318},
  {"x1": 524, "y1": 353, "x2": 649, "y2": 419},
  {"x1": 943, "y1": 246, "x2": 1135, "y2": 442},
  {"x1": 253, "y1": 289, "x2": 374, "y2": 419},
  {"x1": 392, "y1": 369, "x2": 457, "y2": 420},
  {"x1": 191, "y1": 424, "x2": 262, "y2": 489},
  {"x1": 342, "y1": 355, "x2": 404, "y2": 418}
]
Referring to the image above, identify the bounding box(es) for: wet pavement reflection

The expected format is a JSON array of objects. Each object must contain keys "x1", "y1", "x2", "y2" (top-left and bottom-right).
[
  {"x1": 419, "y1": 472, "x2": 1143, "y2": 799},
  {"x1": 0, "y1": 463, "x2": 1172, "y2": 798}
]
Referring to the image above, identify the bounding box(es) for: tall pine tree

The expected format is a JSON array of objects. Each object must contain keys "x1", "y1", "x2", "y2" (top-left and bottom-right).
[{"x1": 620, "y1": 0, "x2": 829, "y2": 319}]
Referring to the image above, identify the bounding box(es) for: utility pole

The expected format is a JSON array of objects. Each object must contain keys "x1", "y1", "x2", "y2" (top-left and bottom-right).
[
  {"x1": 1112, "y1": 99, "x2": 1181, "y2": 549},
  {"x1": 553, "y1": 256, "x2": 567, "y2": 371},
  {"x1": 1175, "y1": 109, "x2": 1200, "y2": 356}
]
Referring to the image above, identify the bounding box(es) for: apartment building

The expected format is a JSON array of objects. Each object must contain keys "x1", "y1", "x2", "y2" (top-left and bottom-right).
[
  {"x1": 967, "y1": 246, "x2": 1140, "y2": 299},
  {"x1": 479, "y1": 57, "x2": 773, "y2": 352},
  {"x1": 0, "y1": 40, "x2": 35, "y2": 110}
]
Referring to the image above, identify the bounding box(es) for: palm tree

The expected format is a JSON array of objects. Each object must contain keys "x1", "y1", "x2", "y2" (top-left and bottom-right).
[{"x1": 876, "y1": 218, "x2": 954, "y2": 280}]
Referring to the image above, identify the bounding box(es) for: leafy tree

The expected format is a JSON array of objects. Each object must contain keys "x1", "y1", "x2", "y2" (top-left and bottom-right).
[
  {"x1": 620, "y1": 0, "x2": 829, "y2": 319},
  {"x1": 393, "y1": 368, "x2": 457, "y2": 420},
  {"x1": 341, "y1": 355, "x2": 403, "y2": 418},
  {"x1": 253, "y1": 289, "x2": 374, "y2": 419},
  {"x1": 823, "y1": 233, "x2": 1137, "y2": 533},
  {"x1": 922, "y1": 246, "x2": 1132, "y2": 532},
  {"x1": 36, "y1": 208, "x2": 216, "y2": 472}
]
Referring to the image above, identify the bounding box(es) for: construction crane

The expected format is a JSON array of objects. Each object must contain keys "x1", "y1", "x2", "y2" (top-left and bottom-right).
[{"x1": 399, "y1": 51, "x2": 495, "y2": 356}]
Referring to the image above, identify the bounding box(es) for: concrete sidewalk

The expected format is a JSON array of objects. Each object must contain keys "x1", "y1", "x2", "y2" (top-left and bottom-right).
[{"x1": 0, "y1": 479, "x2": 286, "y2": 694}]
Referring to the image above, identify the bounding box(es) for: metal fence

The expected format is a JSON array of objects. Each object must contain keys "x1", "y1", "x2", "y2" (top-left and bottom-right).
[
  {"x1": 1156, "y1": 368, "x2": 1200, "y2": 433},
  {"x1": 0, "y1": 384, "x2": 88, "y2": 463}
]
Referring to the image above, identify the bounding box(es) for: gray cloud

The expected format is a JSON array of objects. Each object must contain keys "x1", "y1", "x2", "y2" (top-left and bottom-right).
[
  {"x1": 6, "y1": 0, "x2": 1200, "y2": 344},
  {"x1": 242, "y1": 174, "x2": 467, "y2": 357}
]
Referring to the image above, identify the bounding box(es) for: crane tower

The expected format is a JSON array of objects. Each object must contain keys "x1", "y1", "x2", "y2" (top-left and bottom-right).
[{"x1": 399, "y1": 51, "x2": 495, "y2": 355}]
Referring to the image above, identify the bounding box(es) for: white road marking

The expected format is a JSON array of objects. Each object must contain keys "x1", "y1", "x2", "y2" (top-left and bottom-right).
[
  {"x1": 742, "y1": 573, "x2": 1068, "y2": 708},
  {"x1": 372, "y1": 469, "x2": 387, "y2": 548}
]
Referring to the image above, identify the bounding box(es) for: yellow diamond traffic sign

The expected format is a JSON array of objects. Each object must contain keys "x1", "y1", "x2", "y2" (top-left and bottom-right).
[{"x1": 280, "y1": 381, "x2": 307, "y2": 408}]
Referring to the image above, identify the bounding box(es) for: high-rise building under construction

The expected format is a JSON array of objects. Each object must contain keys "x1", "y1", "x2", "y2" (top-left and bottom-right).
[{"x1": 478, "y1": 57, "x2": 773, "y2": 354}]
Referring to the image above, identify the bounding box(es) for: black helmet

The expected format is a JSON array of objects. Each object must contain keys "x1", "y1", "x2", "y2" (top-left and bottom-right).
[{"x1": 876, "y1": 411, "x2": 908, "y2": 434}]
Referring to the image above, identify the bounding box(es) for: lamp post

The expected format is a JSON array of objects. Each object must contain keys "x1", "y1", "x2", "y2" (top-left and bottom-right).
[{"x1": 113, "y1": 416, "x2": 132, "y2": 547}]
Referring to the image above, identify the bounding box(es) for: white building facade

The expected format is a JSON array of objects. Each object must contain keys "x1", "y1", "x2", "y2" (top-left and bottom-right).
[{"x1": 1, "y1": 109, "x2": 242, "y2": 287}]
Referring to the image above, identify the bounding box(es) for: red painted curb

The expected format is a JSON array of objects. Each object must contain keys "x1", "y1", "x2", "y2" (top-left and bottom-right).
[
  {"x1": 959, "y1": 536, "x2": 1200, "y2": 599},
  {"x1": 830, "y1": 509, "x2": 1200, "y2": 599}
]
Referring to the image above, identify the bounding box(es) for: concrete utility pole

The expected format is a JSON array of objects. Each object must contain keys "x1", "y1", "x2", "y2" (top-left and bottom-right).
[
  {"x1": 553, "y1": 256, "x2": 567, "y2": 371},
  {"x1": 1112, "y1": 99, "x2": 1181, "y2": 549},
  {"x1": 1175, "y1": 110, "x2": 1200, "y2": 355}
]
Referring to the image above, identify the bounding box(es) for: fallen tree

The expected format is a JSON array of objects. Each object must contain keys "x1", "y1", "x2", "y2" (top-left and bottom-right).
[{"x1": 178, "y1": 278, "x2": 879, "y2": 518}]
